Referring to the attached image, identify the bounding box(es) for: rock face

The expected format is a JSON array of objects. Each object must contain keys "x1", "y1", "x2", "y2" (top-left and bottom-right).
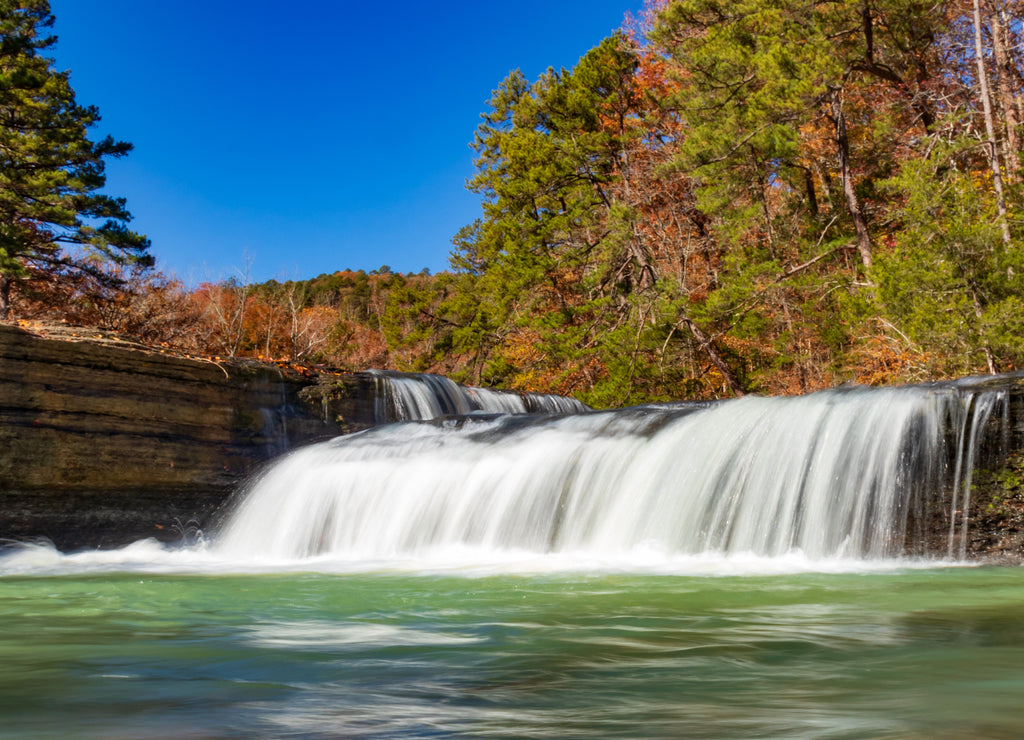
[
  {"x1": 956, "y1": 374, "x2": 1024, "y2": 561},
  {"x1": 0, "y1": 323, "x2": 377, "y2": 549}
]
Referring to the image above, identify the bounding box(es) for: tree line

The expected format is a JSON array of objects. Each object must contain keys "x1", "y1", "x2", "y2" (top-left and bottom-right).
[{"x1": 4, "y1": 0, "x2": 1024, "y2": 406}]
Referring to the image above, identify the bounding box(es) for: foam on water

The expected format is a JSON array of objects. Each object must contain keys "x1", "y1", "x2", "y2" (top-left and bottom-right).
[
  {"x1": 245, "y1": 621, "x2": 483, "y2": 649},
  {"x1": 0, "y1": 536, "x2": 962, "y2": 578}
]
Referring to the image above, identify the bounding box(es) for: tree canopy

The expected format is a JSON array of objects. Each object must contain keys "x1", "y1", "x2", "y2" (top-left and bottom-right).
[
  {"x1": 9, "y1": 0, "x2": 1024, "y2": 405},
  {"x1": 415, "y1": 0, "x2": 1024, "y2": 399},
  {"x1": 0, "y1": 0, "x2": 150, "y2": 318}
]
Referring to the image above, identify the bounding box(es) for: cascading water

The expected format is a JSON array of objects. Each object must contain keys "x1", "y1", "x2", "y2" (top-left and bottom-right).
[
  {"x1": 368, "y1": 369, "x2": 589, "y2": 421},
  {"x1": 216, "y1": 380, "x2": 1008, "y2": 563}
]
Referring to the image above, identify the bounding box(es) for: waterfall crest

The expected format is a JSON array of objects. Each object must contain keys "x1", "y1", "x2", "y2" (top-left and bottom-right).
[
  {"x1": 216, "y1": 382, "x2": 1007, "y2": 562},
  {"x1": 368, "y1": 370, "x2": 589, "y2": 421}
]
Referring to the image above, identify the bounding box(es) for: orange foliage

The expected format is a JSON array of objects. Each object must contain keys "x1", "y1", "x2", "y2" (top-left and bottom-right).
[{"x1": 848, "y1": 331, "x2": 931, "y2": 387}]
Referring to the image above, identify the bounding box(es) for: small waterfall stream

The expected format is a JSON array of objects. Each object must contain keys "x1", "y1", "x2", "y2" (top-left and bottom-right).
[
  {"x1": 216, "y1": 380, "x2": 1008, "y2": 562},
  {"x1": 368, "y1": 370, "x2": 590, "y2": 421}
]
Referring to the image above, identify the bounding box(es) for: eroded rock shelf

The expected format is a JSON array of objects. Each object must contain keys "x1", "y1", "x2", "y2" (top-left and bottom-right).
[{"x1": 0, "y1": 323, "x2": 375, "y2": 549}]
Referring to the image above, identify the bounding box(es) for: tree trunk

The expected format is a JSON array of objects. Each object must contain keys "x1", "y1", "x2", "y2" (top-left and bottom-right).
[
  {"x1": 990, "y1": 7, "x2": 1020, "y2": 181},
  {"x1": 0, "y1": 273, "x2": 11, "y2": 319},
  {"x1": 628, "y1": 228, "x2": 658, "y2": 291},
  {"x1": 803, "y1": 166, "x2": 819, "y2": 218},
  {"x1": 812, "y1": 160, "x2": 833, "y2": 208},
  {"x1": 971, "y1": 284, "x2": 998, "y2": 375},
  {"x1": 830, "y1": 88, "x2": 873, "y2": 271},
  {"x1": 973, "y1": 0, "x2": 1013, "y2": 246},
  {"x1": 681, "y1": 317, "x2": 745, "y2": 396}
]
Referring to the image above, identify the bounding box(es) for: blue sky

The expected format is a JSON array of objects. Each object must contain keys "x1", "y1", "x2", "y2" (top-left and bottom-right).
[{"x1": 48, "y1": 1, "x2": 643, "y2": 285}]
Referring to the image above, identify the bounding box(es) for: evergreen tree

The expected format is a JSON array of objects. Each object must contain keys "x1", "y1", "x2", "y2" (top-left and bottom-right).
[
  {"x1": 874, "y1": 135, "x2": 1024, "y2": 375},
  {"x1": 640, "y1": 0, "x2": 956, "y2": 391},
  {"x1": 448, "y1": 36, "x2": 664, "y2": 401},
  {"x1": 0, "y1": 0, "x2": 150, "y2": 318}
]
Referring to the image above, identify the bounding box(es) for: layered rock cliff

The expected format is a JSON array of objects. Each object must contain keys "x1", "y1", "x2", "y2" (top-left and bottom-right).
[
  {"x1": 0, "y1": 322, "x2": 376, "y2": 549},
  {"x1": 949, "y1": 374, "x2": 1024, "y2": 561}
]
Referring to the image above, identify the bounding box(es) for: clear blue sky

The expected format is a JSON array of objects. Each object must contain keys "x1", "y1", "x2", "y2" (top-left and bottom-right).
[{"x1": 48, "y1": 1, "x2": 643, "y2": 285}]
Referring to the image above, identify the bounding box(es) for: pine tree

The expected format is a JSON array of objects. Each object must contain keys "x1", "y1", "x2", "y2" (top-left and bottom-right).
[
  {"x1": 874, "y1": 139, "x2": 1024, "y2": 375},
  {"x1": 640, "y1": 0, "x2": 958, "y2": 390},
  {"x1": 449, "y1": 37, "x2": 661, "y2": 400},
  {"x1": 0, "y1": 0, "x2": 150, "y2": 318}
]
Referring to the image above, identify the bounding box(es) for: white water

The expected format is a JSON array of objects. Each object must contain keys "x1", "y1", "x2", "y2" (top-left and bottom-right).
[
  {"x1": 0, "y1": 534, "x2": 959, "y2": 578},
  {"x1": 1, "y1": 379, "x2": 1009, "y2": 578},
  {"x1": 215, "y1": 382, "x2": 1006, "y2": 565},
  {"x1": 369, "y1": 370, "x2": 589, "y2": 421}
]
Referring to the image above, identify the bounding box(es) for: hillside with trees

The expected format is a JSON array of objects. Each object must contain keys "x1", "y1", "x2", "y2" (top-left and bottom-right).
[{"x1": 5, "y1": 0, "x2": 1024, "y2": 406}]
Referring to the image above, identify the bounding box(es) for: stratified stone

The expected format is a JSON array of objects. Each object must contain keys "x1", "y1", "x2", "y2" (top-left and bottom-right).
[{"x1": 0, "y1": 323, "x2": 377, "y2": 549}]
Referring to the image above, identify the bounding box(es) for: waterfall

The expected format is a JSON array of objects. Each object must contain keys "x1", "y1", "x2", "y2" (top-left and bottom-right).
[
  {"x1": 215, "y1": 381, "x2": 1008, "y2": 562},
  {"x1": 368, "y1": 370, "x2": 589, "y2": 421}
]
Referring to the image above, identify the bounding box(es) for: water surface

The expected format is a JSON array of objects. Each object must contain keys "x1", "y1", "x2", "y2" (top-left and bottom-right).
[{"x1": 2, "y1": 560, "x2": 1023, "y2": 739}]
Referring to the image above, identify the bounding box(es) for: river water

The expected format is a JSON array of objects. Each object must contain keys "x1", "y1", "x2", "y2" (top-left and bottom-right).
[{"x1": 1, "y1": 556, "x2": 1023, "y2": 739}]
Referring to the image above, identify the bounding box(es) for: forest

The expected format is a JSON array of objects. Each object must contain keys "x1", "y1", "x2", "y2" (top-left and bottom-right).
[{"x1": 6, "y1": 0, "x2": 1024, "y2": 407}]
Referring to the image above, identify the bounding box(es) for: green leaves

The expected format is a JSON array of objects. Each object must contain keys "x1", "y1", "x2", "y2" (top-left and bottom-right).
[
  {"x1": 0, "y1": 0, "x2": 149, "y2": 316},
  {"x1": 875, "y1": 137, "x2": 1024, "y2": 374},
  {"x1": 445, "y1": 35, "x2": 661, "y2": 397},
  {"x1": 432, "y1": 0, "x2": 1024, "y2": 397}
]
